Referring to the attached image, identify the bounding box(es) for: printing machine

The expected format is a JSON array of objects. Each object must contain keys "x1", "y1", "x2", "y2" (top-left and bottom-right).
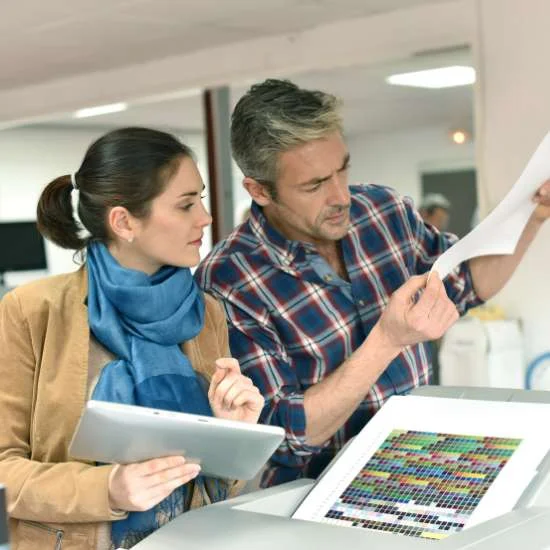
[{"x1": 132, "y1": 386, "x2": 550, "y2": 550}]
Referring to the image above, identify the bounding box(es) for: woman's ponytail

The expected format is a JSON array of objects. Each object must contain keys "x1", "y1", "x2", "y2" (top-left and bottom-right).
[{"x1": 36, "y1": 175, "x2": 87, "y2": 250}]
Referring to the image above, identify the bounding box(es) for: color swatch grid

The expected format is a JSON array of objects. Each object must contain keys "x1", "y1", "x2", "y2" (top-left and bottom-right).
[{"x1": 322, "y1": 429, "x2": 522, "y2": 540}]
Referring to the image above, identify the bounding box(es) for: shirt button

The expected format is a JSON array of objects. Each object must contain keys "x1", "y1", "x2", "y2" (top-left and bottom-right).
[
  {"x1": 324, "y1": 274, "x2": 333, "y2": 282},
  {"x1": 358, "y1": 299, "x2": 366, "y2": 307}
]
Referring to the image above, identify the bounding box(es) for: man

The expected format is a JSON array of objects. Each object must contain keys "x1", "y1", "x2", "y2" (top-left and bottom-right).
[
  {"x1": 196, "y1": 79, "x2": 550, "y2": 487},
  {"x1": 418, "y1": 193, "x2": 451, "y2": 232}
]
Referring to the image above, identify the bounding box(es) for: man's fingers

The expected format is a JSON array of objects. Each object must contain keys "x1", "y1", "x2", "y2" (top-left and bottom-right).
[
  {"x1": 395, "y1": 273, "x2": 429, "y2": 301},
  {"x1": 409, "y1": 274, "x2": 444, "y2": 320},
  {"x1": 442, "y1": 305, "x2": 460, "y2": 332},
  {"x1": 534, "y1": 179, "x2": 550, "y2": 200}
]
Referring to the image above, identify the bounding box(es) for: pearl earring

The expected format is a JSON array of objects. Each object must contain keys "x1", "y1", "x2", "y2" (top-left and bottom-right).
[{"x1": 127, "y1": 236, "x2": 134, "y2": 244}]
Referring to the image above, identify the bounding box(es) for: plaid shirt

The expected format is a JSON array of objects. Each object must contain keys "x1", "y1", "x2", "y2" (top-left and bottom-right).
[{"x1": 195, "y1": 184, "x2": 481, "y2": 486}]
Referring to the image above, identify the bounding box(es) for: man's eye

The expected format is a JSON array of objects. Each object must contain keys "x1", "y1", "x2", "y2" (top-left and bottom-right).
[{"x1": 306, "y1": 184, "x2": 321, "y2": 193}]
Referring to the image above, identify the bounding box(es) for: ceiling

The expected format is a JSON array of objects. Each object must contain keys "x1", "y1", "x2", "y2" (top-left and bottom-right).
[
  {"x1": 1, "y1": 0, "x2": 456, "y2": 91},
  {"x1": 38, "y1": 46, "x2": 473, "y2": 138},
  {"x1": 5, "y1": 0, "x2": 471, "y2": 138}
]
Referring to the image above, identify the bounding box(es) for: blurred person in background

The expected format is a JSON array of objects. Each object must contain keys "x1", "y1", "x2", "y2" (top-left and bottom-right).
[{"x1": 418, "y1": 193, "x2": 451, "y2": 232}]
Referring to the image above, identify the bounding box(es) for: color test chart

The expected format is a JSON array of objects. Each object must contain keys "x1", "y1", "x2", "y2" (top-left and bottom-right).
[
  {"x1": 322, "y1": 429, "x2": 521, "y2": 539},
  {"x1": 293, "y1": 396, "x2": 550, "y2": 541}
]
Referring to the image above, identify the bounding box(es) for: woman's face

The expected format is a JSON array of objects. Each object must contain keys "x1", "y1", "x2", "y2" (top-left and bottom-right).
[{"x1": 110, "y1": 156, "x2": 212, "y2": 274}]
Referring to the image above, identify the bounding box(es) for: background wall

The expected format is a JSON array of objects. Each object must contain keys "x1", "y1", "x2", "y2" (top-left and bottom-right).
[
  {"x1": 0, "y1": 126, "x2": 211, "y2": 285},
  {"x1": 2, "y1": 0, "x2": 550, "y2": 374},
  {"x1": 346, "y1": 125, "x2": 475, "y2": 203},
  {"x1": 475, "y1": 0, "x2": 550, "y2": 363},
  {"x1": 0, "y1": 122, "x2": 474, "y2": 286}
]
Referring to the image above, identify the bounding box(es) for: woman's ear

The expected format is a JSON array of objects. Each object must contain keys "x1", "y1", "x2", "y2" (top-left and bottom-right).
[
  {"x1": 243, "y1": 177, "x2": 273, "y2": 207},
  {"x1": 107, "y1": 206, "x2": 136, "y2": 243}
]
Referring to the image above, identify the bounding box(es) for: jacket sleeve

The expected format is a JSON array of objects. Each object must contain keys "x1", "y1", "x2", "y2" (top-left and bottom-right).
[
  {"x1": 0, "y1": 290, "x2": 125, "y2": 523},
  {"x1": 210, "y1": 297, "x2": 246, "y2": 497}
]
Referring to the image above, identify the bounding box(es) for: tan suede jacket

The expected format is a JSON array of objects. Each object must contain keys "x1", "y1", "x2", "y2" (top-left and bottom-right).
[{"x1": 0, "y1": 268, "x2": 239, "y2": 550}]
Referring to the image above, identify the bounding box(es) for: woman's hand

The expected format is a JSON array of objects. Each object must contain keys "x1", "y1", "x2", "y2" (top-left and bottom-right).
[
  {"x1": 108, "y1": 456, "x2": 200, "y2": 512},
  {"x1": 208, "y1": 358, "x2": 264, "y2": 424}
]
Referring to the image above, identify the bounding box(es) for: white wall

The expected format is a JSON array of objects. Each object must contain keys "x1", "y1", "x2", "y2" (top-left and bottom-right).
[
  {"x1": 475, "y1": 0, "x2": 550, "y2": 364},
  {"x1": 3, "y1": 0, "x2": 548, "y2": 370},
  {"x1": 346, "y1": 125, "x2": 475, "y2": 204},
  {"x1": 0, "y1": 122, "x2": 474, "y2": 288},
  {"x1": 0, "y1": 126, "x2": 211, "y2": 286}
]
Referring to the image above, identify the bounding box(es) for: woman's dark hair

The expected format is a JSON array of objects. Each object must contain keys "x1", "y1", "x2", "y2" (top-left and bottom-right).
[{"x1": 36, "y1": 127, "x2": 193, "y2": 250}]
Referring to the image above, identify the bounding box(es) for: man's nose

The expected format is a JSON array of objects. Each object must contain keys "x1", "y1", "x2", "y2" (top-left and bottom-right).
[{"x1": 326, "y1": 173, "x2": 350, "y2": 206}]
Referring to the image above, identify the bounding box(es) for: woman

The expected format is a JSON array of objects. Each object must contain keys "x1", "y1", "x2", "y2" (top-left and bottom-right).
[{"x1": 0, "y1": 127, "x2": 264, "y2": 550}]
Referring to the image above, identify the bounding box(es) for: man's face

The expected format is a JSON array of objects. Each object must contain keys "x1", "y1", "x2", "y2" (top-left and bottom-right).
[
  {"x1": 261, "y1": 132, "x2": 351, "y2": 246},
  {"x1": 424, "y1": 207, "x2": 450, "y2": 232}
]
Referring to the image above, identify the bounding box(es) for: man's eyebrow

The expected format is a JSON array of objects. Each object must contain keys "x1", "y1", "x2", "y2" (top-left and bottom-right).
[
  {"x1": 178, "y1": 184, "x2": 206, "y2": 198},
  {"x1": 297, "y1": 154, "x2": 351, "y2": 188}
]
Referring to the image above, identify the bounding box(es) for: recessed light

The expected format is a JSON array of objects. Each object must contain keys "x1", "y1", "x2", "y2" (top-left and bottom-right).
[
  {"x1": 451, "y1": 130, "x2": 468, "y2": 144},
  {"x1": 386, "y1": 66, "x2": 476, "y2": 89},
  {"x1": 73, "y1": 102, "x2": 128, "y2": 118}
]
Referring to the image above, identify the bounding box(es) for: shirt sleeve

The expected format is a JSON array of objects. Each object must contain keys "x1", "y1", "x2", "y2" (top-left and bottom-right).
[
  {"x1": 213, "y1": 290, "x2": 328, "y2": 470},
  {"x1": 403, "y1": 195, "x2": 484, "y2": 314}
]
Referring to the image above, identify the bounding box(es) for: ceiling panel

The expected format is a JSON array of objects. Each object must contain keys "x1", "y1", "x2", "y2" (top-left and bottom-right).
[
  {"x1": 0, "y1": 0, "x2": 455, "y2": 90},
  {"x1": 41, "y1": 46, "x2": 473, "y2": 139}
]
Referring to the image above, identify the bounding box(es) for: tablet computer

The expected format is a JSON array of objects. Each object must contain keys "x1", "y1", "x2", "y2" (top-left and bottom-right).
[{"x1": 69, "y1": 400, "x2": 285, "y2": 480}]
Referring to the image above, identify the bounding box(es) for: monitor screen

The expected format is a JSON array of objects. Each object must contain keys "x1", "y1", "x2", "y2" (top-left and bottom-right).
[
  {"x1": 0, "y1": 221, "x2": 47, "y2": 272},
  {"x1": 0, "y1": 485, "x2": 7, "y2": 545}
]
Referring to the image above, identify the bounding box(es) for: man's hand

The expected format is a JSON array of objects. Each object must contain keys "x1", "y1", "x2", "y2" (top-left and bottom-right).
[
  {"x1": 376, "y1": 272, "x2": 459, "y2": 350},
  {"x1": 532, "y1": 179, "x2": 550, "y2": 222},
  {"x1": 208, "y1": 358, "x2": 264, "y2": 424}
]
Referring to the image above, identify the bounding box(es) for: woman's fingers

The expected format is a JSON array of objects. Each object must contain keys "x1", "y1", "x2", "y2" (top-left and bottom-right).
[
  {"x1": 208, "y1": 358, "x2": 241, "y2": 401},
  {"x1": 108, "y1": 455, "x2": 201, "y2": 512},
  {"x1": 220, "y1": 376, "x2": 254, "y2": 409},
  {"x1": 211, "y1": 371, "x2": 247, "y2": 409},
  {"x1": 129, "y1": 467, "x2": 201, "y2": 511},
  {"x1": 139, "y1": 455, "x2": 186, "y2": 476},
  {"x1": 146, "y1": 462, "x2": 201, "y2": 489},
  {"x1": 229, "y1": 387, "x2": 264, "y2": 412}
]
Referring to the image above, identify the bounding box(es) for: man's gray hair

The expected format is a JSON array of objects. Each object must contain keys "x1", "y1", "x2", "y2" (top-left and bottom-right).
[
  {"x1": 231, "y1": 79, "x2": 343, "y2": 193},
  {"x1": 419, "y1": 193, "x2": 451, "y2": 213}
]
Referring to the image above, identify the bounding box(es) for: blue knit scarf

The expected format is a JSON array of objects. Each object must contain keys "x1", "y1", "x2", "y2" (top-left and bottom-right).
[{"x1": 86, "y1": 242, "x2": 212, "y2": 548}]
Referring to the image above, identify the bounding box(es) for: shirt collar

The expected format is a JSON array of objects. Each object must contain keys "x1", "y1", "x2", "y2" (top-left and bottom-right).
[{"x1": 248, "y1": 201, "x2": 314, "y2": 268}]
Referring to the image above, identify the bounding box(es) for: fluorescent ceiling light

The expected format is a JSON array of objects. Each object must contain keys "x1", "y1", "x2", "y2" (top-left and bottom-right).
[
  {"x1": 386, "y1": 66, "x2": 476, "y2": 89},
  {"x1": 73, "y1": 102, "x2": 128, "y2": 118}
]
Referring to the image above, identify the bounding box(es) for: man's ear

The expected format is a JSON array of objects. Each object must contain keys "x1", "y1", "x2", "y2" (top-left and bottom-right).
[{"x1": 243, "y1": 177, "x2": 273, "y2": 207}]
